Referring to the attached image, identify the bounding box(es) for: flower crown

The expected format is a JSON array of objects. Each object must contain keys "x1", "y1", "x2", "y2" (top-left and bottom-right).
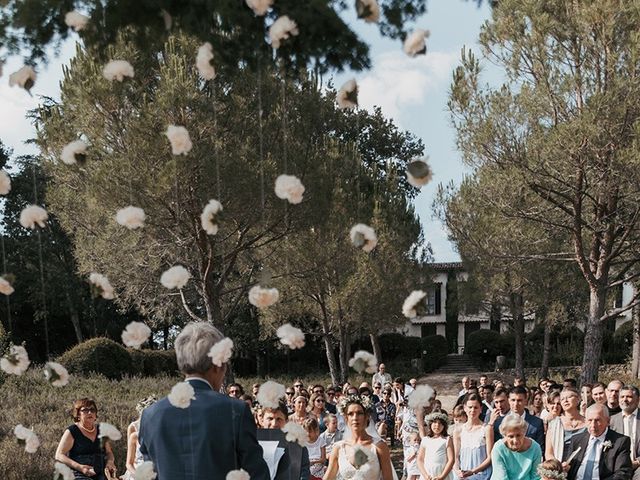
[
  {"x1": 337, "y1": 394, "x2": 373, "y2": 415},
  {"x1": 537, "y1": 466, "x2": 567, "y2": 480},
  {"x1": 136, "y1": 395, "x2": 158, "y2": 414},
  {"x1": 424, "y1": 412, "x2": 450, "y2": 425}
]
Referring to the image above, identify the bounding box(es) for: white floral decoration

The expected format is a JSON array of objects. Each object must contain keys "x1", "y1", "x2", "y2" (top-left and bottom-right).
[
  {"x1": 98, "y1": 422, "x2": 122, "y2": 442},
  {"x1": 406, "y1": 158, "x2": 432, "y2": 188},
  {"x1": 282, "y1": 421, "x2": 309, "y2": 446},
  {"x1": 248, "y1": 285, "x2": 279, "y2": 308},
  {"x1": 274, "y1": 174, "x2": 305, "y2": 204},
  {"x1": 0, "y1": 169, "x2": 11, "y2": 195},
  {"x1": 402, "y1": 290, "x2": 427, "y2": 318},
  {"x1": 336, "y1": 79, "x2": 358, "y2": 110},
  {"x1": 349, "y1": 350, "x2": 377, "y2": 374},
  {"x1": 44, "y1": 361, "x2": 70, "y2": 387},
  {"x1": 134, "y1": 461, "x2": 157, "y2": 480},
  {"x1": 116, "y1": 206, "x2": 146, "y2": 229},
  {"x1": 269, "y1": 15, "x2": 299, "y2": 49},
  {"x1": 246, "y1": 0, "x2": 273, "y2": 16},
  {"x1": 121, "y1": 321, "x2": 152, "y2": 349},
  {"x1": 168, "y1": 381, "x2": 196, "y2": 409},
  {"x1": 355, "y1": 0, "x2": 380, "y2": 22},
  {"x1": 19, "y1": 205, "x2": 48, "y2": 229},
  {"x1": 196, "y1": 43, "x2": 216, "y2": 81},
  {"x1": 61, "y1": 140, "x2": 88, "y2": 165},
  {"x1": 207, "y1": 337, "x2": 234, "y2": 367},
  {"x1": 160, "y1": 265, "x2": 191, "y2": 290},
  {"x1": 256, "y1": 380, "x2": 286, "y2": 409},
  {"x1": 102, "y1": 60, "x2": 135, "y2": 82},
  {"x1": 0, "y1": 277, "x2": 14, "y2": 296},
  {"x1": 14, "y1": 424, "x2": 40, "y2": 453},
  {"x1": 349, "y1": 224, "x2": 377, "y2": 252},
  {"x1": 54, "y1": 461, "x2": 75, "y2": 480},
  {"x1": 0, "y1": 345, "x2": 30, "y2": 375},
  {"x1": 227, "y1": 469, "x2": 250, "y2": 480},
  {"x1": 201, "y1": 199, "x2": 223, "y2": 235},
  {"x1": 64, "y1": 11, "x2": 89, "y2": 31},
  {"x1": 403, "y1": 29, "x2": 430, "y2": 57},
  {"x1": 276, "y1": 323, "x2": 305, "y2": 349},
  {"x1": 89, "y1": 273, "x2": 115, "y2": 300},
  {"x1": 407, "y1": 384, "x2": 435, "y2": 409},
  {"x1": 165, "y1": 125, "x2": 193, "y2": 156},
  {"x1": 9, "y1": 66, "x2": 36, "y2": 92}
]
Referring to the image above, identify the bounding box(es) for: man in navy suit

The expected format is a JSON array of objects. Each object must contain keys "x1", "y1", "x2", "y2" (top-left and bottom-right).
[
  {"x1": 492, "y1": 386, "x2": 545, "y2": 449},
  {"x1": 139, "y1": 322, "x2": 270, "y2": 480}
]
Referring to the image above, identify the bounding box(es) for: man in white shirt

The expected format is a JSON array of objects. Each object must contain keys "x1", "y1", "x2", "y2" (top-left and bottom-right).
[
  {"x1": 610, "y1": 386, "x2": 640, "y2": 479},
  {"x1": 566, "y1": 403, "x2": 632, "y2": 480},
  {"x1": 372, "y1": 363, "x2": 392, "y2": 387},
  {"x1": 458, "y1": 376, "x2": 471, "y2": 397}
]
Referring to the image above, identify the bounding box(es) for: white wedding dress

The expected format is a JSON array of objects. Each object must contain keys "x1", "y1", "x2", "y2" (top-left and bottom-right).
[{"x1": 337, "y1": 442, "x2": 381, "y2": 480}]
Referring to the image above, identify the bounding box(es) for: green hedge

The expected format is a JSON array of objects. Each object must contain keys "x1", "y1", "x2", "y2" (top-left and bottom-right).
[
  {"x1": 378, "y1": 333, "x2": 422, "y2": 360},
  {"x1": 421, "y1": 335, "x2": 448, "y2": 372},
  {"x1": 465, "y1": 329, "x2": 506, "y2": 360},
  {"x1": 129, "y1": 348, "x2": 179, "y2": 376}
]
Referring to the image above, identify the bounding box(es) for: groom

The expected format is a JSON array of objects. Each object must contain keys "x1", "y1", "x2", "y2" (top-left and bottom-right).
[{"x1": 139, "y1": 322, "x2": 270, "y2": 479}]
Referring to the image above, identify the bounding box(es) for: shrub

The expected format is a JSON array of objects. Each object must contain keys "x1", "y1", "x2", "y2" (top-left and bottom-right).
[
  {"x1": 420, "y1": 335, "x2": 448, "y2": 372},
  {"x1": 379, "y1": 333, "x2": 422, "y2": 360},
  {"x1": 58, "y1": 337, "x2": 132, "y2": 380},
  {"x1": 465, "y1": 329, "x2": 505, "y2": 360},
  {"x1": 128, "y1": 348, "x2": 179, "y2": 376}
]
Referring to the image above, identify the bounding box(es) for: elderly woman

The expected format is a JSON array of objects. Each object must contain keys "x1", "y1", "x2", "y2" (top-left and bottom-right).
[
  {"x1": 290, "y1": 395, "x2": 312, "y2": 425},
  {"x1": 545, "y1": 388, "x2": 586, "y2": 462},
  {"x1": 490, "y1": 413, "x2": 542, "y2": 480},
  {"x1": 55, "y1": 398, "x2": 116, "y2": 480}
]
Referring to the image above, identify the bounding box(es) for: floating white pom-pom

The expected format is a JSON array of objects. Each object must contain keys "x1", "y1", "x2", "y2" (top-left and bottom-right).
[
  {"x1": 196, "y1": 43, "x2": 216, "y2": 81},
  {"x1": 9, "y1": 66, "x2": 36, "y2": 92},
  {"x1": 248, "y1": 285, "x2": 279, "y2": 308},
  {"x1": 408, "y1": 384, "x2": 435, "y2": 409},
  {"x1": 121, "y1": 321, "x2": 152, "y2": 349},
  {"x1": 0, "y1": 345, "x2": 30, "y2": 375},
  {"x1": 349, "y1": 350, "x2": 377, "y2": 374},
  {"x1": 277, "y1": 323, "x2": 305, "y2": 349},
  {"x1": 337, "y1": 79, "x2": 358, "y2": 110},
  {"x1": 349, "y1": 224, "x2": 377, "y2": 252},
  {"x1": 14, "y1": 424, "x2": 40, "y2": 453},
  {"x1": 19, "y1": 205, "x2": 48, "y2": 229},
  {"x1": 0, "y1": 276, "x2": 14, "y2": 295},
  {"x1": 201, "y1": 199, "x2": 223, "y2": 235},
  {"x1": 168, "y1": 381, "x2": 196, "y2": 409},
  {"x1": 165, "y1": 125, "x2": 193, "y2": 156},
  {"x1": 65, "y1": 11, "x2": 89, "y2": 31},
  {"x1": 402, "y1": 290, "x2": 427, "y2": 318},
  {"x1": 0, "y1": 170, "x2": 11, "y2": 195},
  {"x1": 208, "y1": 337, "x2": 234, "y2": 367},
  {"x1": 406, "y1": 158, "x2": 433, "y2": 188},
  {"x1": 256, "y1": 380, "x2": 286, "y2": 409},
  {"x1": 269, "y1": 16, "x2": 299, "y2": 49},
  {"x1": 403, "y1": 29, "x2": 429, "y2": 57},
  {"x1": 160, "y1": 265, "x2": 191, "y2": 290},
  {"x1": 61, "y1": 140, "x2": 88, "y2": 165},
  {"x1": 89, "y1": 273, "x2": 115, "y2": 300},
  {"x1": 134, "y1": 461, "x2": 157, "y2": 480},
  {"x1": 355, "y1": 0, "x2": 380, "y2": 22},
  {"x1": 116, "y1": 206, "x2": 146, "y2": 229},
  {"x1": 246, "y1": 0, "x2": 273, "y2": 16},
  {"x1": 275, "y1": 175, "x2": 305, "y2": 204},
  {"x1": 54, "y1": 462, "x2": 75, "y2": 480},
  {"x1": 98, "y1": 422, "x2": 122, "y2": 441},
  {"x1": 282, "y1": 421, "x2": 309, "y2": 446},
  {"x1": 226, "y1": 469, "x2": 250, "y2": 480},
  {"x1": 103, "y1": 60, "x2": 135, "y2": 82},
  {"x1": 44, "y1": 361, "x2": 70, "y2": 387}
]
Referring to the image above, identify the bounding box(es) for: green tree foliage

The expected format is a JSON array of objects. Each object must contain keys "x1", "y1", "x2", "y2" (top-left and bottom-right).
[{"x1": 448, "y1": 0, "x2": 640, "y2": 382}]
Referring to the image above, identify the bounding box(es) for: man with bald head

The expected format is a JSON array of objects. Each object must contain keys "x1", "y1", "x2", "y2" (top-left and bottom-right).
[
  {"x1": 607, "y1": 380, "x2": 624, "y2": 416},
  {"x1": 566, "y1": 403, "x2": 632, "y2": 480},
  {"x1": 372, "y1": 363, "x2": 392, "y2": 387}
]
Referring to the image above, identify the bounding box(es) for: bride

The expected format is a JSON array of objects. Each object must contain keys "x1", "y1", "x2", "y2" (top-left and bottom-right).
[{"x1": 323, "y1": 394, "x2": 395, "y2": 480}]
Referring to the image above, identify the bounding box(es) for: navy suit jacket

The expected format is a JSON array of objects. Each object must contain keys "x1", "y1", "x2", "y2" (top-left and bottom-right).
[
  {"x1": 139, "y1": 379, "x2": 270, "y2": 480},
  {"x1": 493, "y1": 410, "x2": 545, "y2": 450},
  {"x1": 566, "y1": 428, "x2": 632, "y2": 480}
]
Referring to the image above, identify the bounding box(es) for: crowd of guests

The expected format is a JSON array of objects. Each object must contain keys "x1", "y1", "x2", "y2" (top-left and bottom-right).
[{"x1": 52, "y1": 363, "x2": 640, "y2": 480}]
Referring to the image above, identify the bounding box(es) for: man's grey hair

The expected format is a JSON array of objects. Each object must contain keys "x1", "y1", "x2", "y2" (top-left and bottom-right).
[
  {"x1": 586, "y1": 402, "x2": 610, "y2": 419},
  {"x1": 175, "y1": 322, "x2": 224, "y2": 374},
  {"x1": 621, "y1": 385, "x2": 640, "y2": 397},
  {"x1": 499, "y1": 413, "x2": 527, "y2": 436}
]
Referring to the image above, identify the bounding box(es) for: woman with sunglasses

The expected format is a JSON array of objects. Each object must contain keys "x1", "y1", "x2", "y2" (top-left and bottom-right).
[
  {"x1": 309, "y1": 392, "x2": 330, "y2": 432},
  {"x1": 55, "y1": 398, "x2": 117, "y2": 479}
]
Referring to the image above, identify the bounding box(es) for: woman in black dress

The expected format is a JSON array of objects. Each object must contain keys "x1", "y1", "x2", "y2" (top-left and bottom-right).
[{"x1": 55, "y1": 398, "x2": 116, "y2": 479}]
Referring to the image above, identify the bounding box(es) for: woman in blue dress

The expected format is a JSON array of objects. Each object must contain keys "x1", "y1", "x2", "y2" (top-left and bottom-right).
[{"x1": 454, "y1": 393, "x2": 493, "y2": 479}]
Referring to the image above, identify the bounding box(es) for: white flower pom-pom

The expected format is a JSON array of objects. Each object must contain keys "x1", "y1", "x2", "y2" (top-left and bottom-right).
[
  {"x1": 121, "y1": 321, "x2": 152, "y2": 349},
  {"x1": 269, "y1": 15, "x2": 299, "y2": 49},
  {"x1": 134, "y1": 461, "x2": 157, "y2": 480},
  {"x1": 0, "y1": 169, "x2": 11, "y2": 195},
  {"x1": 282, "y1": 421, "x2": 309, "y2": 446},
  {"x1": 165, "y1": 125, "x2": 193, "y2": 156},
  {"x1": 248, "y1": 285, "x2": 279, "y2": 308},
  {"x1": 274, "y1": 174, "x2": 305, "y2": 204},
  {"x1": 349, "y1": 350, "x2": 377, "y2": 374},
  {"x1": 168, "y1": 381, "x2": 196, "y2": 409},
  {"x1": 9, "y1": 66, "x2": 36, "y2": 92},
  {"x1": 160, "y1": 265, "x2": 191, "y2": 290},
  {"x1": 1, "y1": 345, "x2": 30, "y2": 375},
  {"x1": 402, "y1": 290, "x2": 427, "y2": 318},
  {"x1": 406, "y1": 158, "x2": 432, "y2": 188},
  {"x1": 98, "y1": 423, "x2": 122, "y2": 442},
  {"x1": 256, "y1": 380, "x2": 286, "y2": 409},
  {"x1": 89, "y1": 273, "x2": 115, "y2": 300},
  {"x1": 276, "y1": 323, "x2": 305, "y2": 350},
  {"x1": 196, "y1": 43, "x2": 216, "y2": 81},
  {"x1": 227, "y1": 469, "x2": 250, "y2": 480},
  {"x1": 44, "y1": 362, "x2": 70, "y2": 387},
  {"x1": 14, "y1": 425, "x2": 40, "y2": 453},
  {"x1": 246, "y1": 0, "x2": 273, "y2": 16},
  {"x1": 102, "y1": 60, "x2": 135, "y2": 82},
  {"x1": 403, "y1": 29, "x2": 430, "y2": 57},
  {"x1": 65, "y1": 11, "x2": 89, "y2": 31},
  {"x1": 19, "y1": 205, "x2": 48, "y2": 229},
  {"x1": 208, "y1": 337, "x2": 234, "y2": 367},
  {"x1": 201, "y1": 199, "x2": 223, "y2": 235},
  {"x1": 356, "y1": 0, "x2": 380, "y2": 23},
  {"x1": 54, "y1": 462, "x2": 75, "y2": 480},
  {"x1": 337, "y1": 79, "x2": 358, "y2": 110},
  {"x1": 61, "y1": 140, "x2": 88, "y2": 165},
  {"x1": 408, "y1": 384, "x2": 435, "y2": 410},
  {"x1": 349, "y1": 224, "x2": 377, "y2": 252},
  {"x1": 116, "y1": 206, "x2": 146, "y2": 229},
  {"x1": 0, "y1": 276, "x2": 14, "y2": 295}
]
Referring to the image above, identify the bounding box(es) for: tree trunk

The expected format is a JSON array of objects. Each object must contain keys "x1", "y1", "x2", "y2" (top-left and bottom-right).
[
  {"x1": 632, "y1": 284, "x2": 640, "y2": 378},
  {"x1": 509, "y1": 292, "x2": 525, "y2": 379},
  {"x1": 338, "y1": 323, "x2": 349, "y2": 383},
  {"x1": 318, "y1": 305, "x2": 340, "y2": 385},
  {"x1": 370, "y1": 333, "x2": 382, "y2": 363},
  {"x1": 65, "y1": 292, "x2": 83, "y2": 344},
  {"x1": 580, "y1": 285, "x2": 607, "y2": 384},
  {"x1": 163, "y1": 323, "x2": 169, "y2": 350},
  {"x1": 540, "y1": 321, "x2": 551, "y2": 379}
]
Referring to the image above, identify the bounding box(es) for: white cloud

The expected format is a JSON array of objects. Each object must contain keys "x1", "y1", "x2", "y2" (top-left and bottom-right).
[{"x1": 357, "y1": 51, "x2": 457, "y2": 127}]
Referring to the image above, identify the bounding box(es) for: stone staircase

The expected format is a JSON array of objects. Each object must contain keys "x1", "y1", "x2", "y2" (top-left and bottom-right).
[{"x1": 433, "y1": 354, "x2": 482, "y2": 374}]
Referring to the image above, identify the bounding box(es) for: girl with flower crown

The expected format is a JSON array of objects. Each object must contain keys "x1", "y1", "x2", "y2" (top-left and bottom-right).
[
  {"x1": 417, "y1": 412, "x2": 455, "y2": 480},
  {"x1": 323, "y1": 395, "x2": 395, "y2": 480}
]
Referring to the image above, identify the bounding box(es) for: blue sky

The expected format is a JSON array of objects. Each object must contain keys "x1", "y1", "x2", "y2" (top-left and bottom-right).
[{"x1": 0, "y1": 0, "x2": 494, "y2": 261}]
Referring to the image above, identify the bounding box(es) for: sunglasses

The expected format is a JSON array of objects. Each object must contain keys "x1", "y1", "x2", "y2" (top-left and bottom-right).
[
  {"x1": 374, "y1": 386, "x2": 381, "y2": 390},
  {"x1": 294, "y1": 385, "x2": 303, "y2": 388},
  {"x1": 286, "y1": 391, "x2": 294, "y2": 395},
  {"x1": 315, "y1": 399, "x2": 325, "y2": 403},
  {"x1": 80, "y1": 407, "x2": 97, "y2": 414}
]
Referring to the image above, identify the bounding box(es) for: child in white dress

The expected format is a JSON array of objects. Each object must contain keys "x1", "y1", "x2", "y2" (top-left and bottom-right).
[
  {"x1": 417, "y1": 412, "x2": 455, "y2": 480},
  {"x1": 405, "y1": 432, "x2": 421, "y2": 480},
  {"x1": 304, "y1": 417, "x2": 327, "y2": 480}
]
